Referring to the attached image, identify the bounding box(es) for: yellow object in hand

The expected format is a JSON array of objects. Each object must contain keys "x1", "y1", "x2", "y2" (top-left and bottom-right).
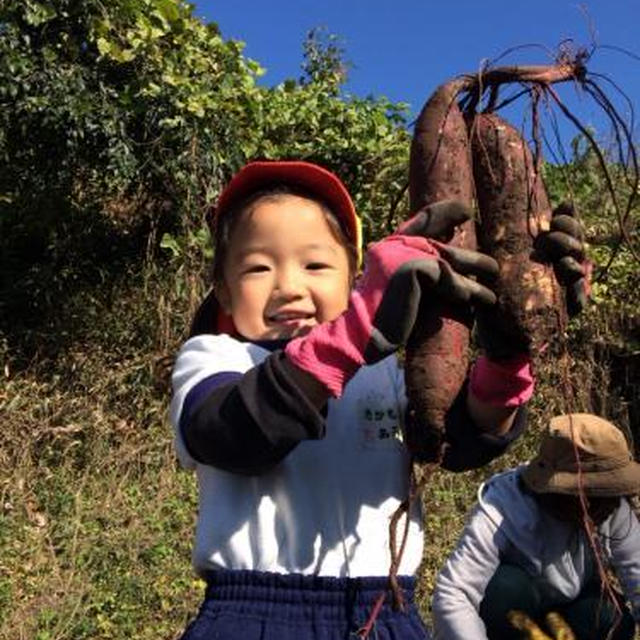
[
  {"x1": 544, "y1": 612, "x2": 576, "y2": 640},
  {"x1": 507, "y1": 610, "x2": 576, "y2": 640}
]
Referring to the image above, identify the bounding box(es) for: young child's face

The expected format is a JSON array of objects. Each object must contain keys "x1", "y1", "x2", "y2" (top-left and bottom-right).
[{"x1": 219, "y1": 194, "x2": 352, "y2": 341}]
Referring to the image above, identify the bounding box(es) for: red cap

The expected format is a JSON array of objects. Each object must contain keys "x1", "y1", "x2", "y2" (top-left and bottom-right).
[{"x1": 212, "y1": 160, "x2": 362, "y2": 259}]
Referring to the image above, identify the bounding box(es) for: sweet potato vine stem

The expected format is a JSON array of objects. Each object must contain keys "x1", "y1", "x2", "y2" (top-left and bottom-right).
[{"x1": 546, "y1": 85, "x2": 640, "y2": 266}]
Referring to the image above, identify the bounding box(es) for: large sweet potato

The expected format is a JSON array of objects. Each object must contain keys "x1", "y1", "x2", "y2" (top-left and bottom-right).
[
  {"x1": 404, "y1": 81, "x2": 477, "y2": 462},
  {"x1": 470, "y1": 113, "x2": 565, "y2": 355}
]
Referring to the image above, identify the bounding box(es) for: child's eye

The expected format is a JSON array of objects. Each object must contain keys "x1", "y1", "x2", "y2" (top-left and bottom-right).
[
  {"x1": 306, "y1": 262, "x2": 331, "y2": 271},
  {"x1": 242, "y1": 264, "x2": 269, "y2": 274}
]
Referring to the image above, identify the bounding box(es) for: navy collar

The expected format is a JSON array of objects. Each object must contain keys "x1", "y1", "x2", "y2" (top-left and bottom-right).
[{"x1": 249, "y1": 337, "x2": 291, "y2": 352}]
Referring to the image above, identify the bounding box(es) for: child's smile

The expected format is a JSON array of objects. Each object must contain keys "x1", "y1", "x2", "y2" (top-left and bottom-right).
[
  {"x1": 219, "y1": 194, "x2": 352, "y2": 341},
  {"x1": 266, "y1": 308, "x2": 316, "y2": 331}
]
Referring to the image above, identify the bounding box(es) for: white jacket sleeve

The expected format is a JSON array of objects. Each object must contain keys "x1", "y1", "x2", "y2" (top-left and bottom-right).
[
  {"x1": 169, "y1": 335, "x2": 266, "y2": 469},
  {"x1": 432, "y1": 502, "x2": 506, "y2": 639},
  {"x1": 606, "y1": 498, "x2": 640, "y2": 622}
]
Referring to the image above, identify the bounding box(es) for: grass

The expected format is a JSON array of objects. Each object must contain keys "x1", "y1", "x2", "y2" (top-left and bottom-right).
[
  {"x1": 1, "y1": 373, "x2": 203, "y2": 639},
  {"x1": 1, "y1": 273, "x2": 638, "y2": 639}
]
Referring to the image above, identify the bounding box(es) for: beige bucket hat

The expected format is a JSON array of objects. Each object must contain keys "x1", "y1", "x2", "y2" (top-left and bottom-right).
[{"x1": 522, "y1": 413, "x2": 640, "y2": 497}]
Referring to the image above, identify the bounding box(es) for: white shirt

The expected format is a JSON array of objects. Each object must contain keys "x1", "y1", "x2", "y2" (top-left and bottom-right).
[{"x1": 170, "y1": 334, "x2": 424, "y2": 578}]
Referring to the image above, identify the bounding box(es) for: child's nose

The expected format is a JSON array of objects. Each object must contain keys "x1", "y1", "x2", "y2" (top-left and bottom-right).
[{"x1": 274, "y1": 268, "x2": 305, "y2": 298}]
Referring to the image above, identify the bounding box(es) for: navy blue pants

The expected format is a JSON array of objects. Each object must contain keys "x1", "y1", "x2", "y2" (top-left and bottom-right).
[{"x1": 180, "y1": 570, "x2": 431, "y2": 639}]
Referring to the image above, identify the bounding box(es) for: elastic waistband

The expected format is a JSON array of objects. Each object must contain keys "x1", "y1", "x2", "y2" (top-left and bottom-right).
[{"x1": 203, "y1": 570, "x2": 416, "y2": 622}]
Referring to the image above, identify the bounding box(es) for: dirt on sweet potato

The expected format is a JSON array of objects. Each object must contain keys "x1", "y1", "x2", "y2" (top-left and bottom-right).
[
  {"x1": 469, "y1": 112, "x2": 566, "y2": 355},
  {"x1": 404, "y1": 81, "x2": 477, "y2": 462}
]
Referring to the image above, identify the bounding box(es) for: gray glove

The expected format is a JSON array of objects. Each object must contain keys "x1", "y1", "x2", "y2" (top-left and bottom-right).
[
  {"x1": 357, "y1": 200, "x2": 499, "y2": 365},
  {"x1": 533, "y1": 202, "x2": 591, "y2": 317},
  {"x1": 396, "y1": 200, "x2": 499, "y2": 298}
]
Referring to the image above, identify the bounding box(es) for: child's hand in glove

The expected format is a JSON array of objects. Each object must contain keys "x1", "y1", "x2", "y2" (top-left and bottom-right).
[
  {"x1": 533, "y1": 202, "x2": 591, "y2": 317},
  {"x1": 474, "y1": 203, "x2": 590, "y2": 362},
  {"x1": 470, "y1": 204, "x2": 590, "y2": 409},
  {"x1": 285, "y1": 200, "x2": 499, "y2": 397}
]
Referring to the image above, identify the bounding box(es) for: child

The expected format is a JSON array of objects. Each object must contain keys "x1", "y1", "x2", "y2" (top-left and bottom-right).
[
  {"x1": 432, "y1": 413, "x2": 640, "y2": 640},
  {"x1": 170, "y1": 159, "x2": 587, "y2": 639}
]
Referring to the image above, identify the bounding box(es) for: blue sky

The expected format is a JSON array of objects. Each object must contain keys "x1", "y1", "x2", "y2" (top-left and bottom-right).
[{"x1": 194, "y1": 1, "x2": 639, "y2": 153}]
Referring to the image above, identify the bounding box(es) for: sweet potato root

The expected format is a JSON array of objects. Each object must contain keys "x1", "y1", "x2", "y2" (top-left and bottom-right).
[
  {"x1": 469, "y1": 113, "x2": 565, "y2": 354},
  {"x1": 404, "y1": 81, "x2": 476, "y2": 462}
]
